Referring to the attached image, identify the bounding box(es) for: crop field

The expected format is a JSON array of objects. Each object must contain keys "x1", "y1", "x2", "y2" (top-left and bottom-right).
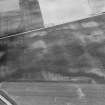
[
  {"x1": 0, "y1": 82, "x2": 105, "y2": 105},
  {"x1": 0, "y1": 13, "x2": 105, "y2": 84},
  {"x1": 0, "y1": 0, "x2": 44, "y2": 37},
  {"x1": 0, "y1": 1, "x2": 105, "y2": 105}
]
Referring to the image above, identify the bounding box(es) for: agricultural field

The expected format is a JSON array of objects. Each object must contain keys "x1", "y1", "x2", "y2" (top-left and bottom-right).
[
  {"x1": 0, "y1": 82, "x2": 105, "y2": 105},
  {"x1": 0, "y1": 13, "x2": 105, "y2": 84},
  {"x1": 0, "y1": 0, "x2": 43, "y2": 37}
]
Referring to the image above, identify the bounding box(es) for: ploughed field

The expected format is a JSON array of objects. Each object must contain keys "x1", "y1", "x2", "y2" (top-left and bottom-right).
[
  {"x1": 0, "y1": 82, "x2": 105, "y2": 105},
  {"x1": 0, "y1": 13, "x2": 105, "y2": 83}
]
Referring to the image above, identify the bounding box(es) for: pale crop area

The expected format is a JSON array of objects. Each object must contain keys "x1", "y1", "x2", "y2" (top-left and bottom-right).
[{"x1": 38, "y1": 0, "x2": 92, "y2": 26}]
